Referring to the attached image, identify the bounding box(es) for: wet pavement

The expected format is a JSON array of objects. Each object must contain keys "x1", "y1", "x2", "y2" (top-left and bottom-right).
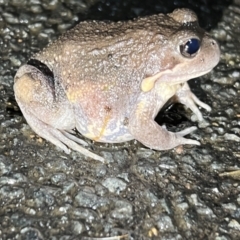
[{"x1": 0, "y1": 0, "x2": 240, "y2": 239}]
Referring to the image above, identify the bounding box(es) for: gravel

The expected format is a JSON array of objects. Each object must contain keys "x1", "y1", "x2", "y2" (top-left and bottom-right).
[{"x1": 0, "y1": 0, "x2": 240, "y2": 239}]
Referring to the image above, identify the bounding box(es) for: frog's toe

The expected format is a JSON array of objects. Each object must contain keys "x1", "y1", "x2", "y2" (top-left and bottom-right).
[
  {"x1": 46, "y1": 126, "x2": 105, "y2": 162},
  {"x1": 175, "y1": 126, "x2": 197, "y2": 137},
  {"x1": 174, "y1": 126, "x2": 200, "y2": 146},
  {"x1": 175, "y1": 82, "x2": 211, "y2": 122},
  {"x1": 62, "y1": 131, "x2": 88, "y2": 146},
  {"x1": 191, "y1": 93, "x2": 212, "y2": 112},
  {"x1": 52, "y1": 129, "x2": 105, "y2": 162},
  {"x1": 178, "y1": 137, "x2": 200, "y2": 146}
]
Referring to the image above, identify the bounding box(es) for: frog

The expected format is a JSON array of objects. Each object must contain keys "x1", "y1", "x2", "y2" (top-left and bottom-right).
[{"x1": 14, "y1": 8, "x2": 220, "y2": 162}]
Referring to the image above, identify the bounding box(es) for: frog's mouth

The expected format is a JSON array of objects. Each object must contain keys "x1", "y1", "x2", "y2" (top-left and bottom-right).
[{"x1": 141, "y1": 68, "x2": 213, "y2": 92}]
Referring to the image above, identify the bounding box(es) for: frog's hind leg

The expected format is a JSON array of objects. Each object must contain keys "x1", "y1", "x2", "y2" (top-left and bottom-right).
[
  {"x1": 22, "y1": 111, "x2": 104, "y2": 162},
  {"x1": 14, "y1": 64, "x2": 104, "y2": 162}
]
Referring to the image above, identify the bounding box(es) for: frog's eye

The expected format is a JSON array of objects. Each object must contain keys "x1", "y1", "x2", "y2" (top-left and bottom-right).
[{"x1": 180, "y1": 38, "x2": 200, "y2": 58}]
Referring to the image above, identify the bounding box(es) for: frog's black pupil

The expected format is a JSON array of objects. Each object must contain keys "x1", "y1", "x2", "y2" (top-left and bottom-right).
[{"x1": 185, "y1": 38, "x2": 200, "y2": 55}]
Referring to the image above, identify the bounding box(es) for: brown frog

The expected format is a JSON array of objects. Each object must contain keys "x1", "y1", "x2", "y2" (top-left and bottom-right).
[{"x1": 14, "y1": 8, "x2": 220, "y2": 162}]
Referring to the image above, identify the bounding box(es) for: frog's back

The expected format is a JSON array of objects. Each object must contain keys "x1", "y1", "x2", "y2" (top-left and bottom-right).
[{"x1": 33, "y1": 13, "x2": 180, "y2": 93}]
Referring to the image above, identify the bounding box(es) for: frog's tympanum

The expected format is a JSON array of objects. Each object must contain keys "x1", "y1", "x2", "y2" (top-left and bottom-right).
[{"x1": 14, "y1": 9, "x2": 220, "y2": 162}]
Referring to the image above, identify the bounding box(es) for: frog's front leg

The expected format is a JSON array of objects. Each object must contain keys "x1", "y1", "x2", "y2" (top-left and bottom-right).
[
  {"x1": 14, "y1": 64, "x2": 104, "y2": 162},
  {"x1": 128, "y1": 94, "x2": 200, "y2": 151},
  {"x1": 174, "y1": 82, "x2": 211, "y2": 121}
]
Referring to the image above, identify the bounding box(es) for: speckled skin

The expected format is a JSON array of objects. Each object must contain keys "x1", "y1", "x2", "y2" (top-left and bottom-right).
[{"x1": 14, "y1": 9, "x2": 220, "y2": 162}]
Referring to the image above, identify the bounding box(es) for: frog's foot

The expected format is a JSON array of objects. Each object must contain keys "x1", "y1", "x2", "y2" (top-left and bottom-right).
[
  {"x1": 53, "y1": 129, "x2": 105, "y2": 162},
  {"x1": 129, "y1": 118, "x2": 200, "y2": 151},
  {"x1": 25, "y1": 112, "x2": 105, "y2": 162},
  {"x1": 175, "y1": 126, "x2": 200, "y2": 145},
  {"x1": 175, "y1": 82, "x2": 211, "y2": 121}
]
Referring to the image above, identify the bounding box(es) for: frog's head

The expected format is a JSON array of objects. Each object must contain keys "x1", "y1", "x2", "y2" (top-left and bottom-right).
[{"x1": 141, "y1": 8, "x2": 220, "y2": 92}]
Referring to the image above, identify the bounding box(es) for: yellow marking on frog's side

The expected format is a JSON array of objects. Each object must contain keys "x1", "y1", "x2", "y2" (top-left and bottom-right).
[
  {"x1": 141, "y1": 72, "x2": 165, "y2": 92},
  {"x1": 14, "y1": 74, "x2": 40, "y2": 103},
  {"x1": 93, "y1": 112, "x2": 111, "y2": 141},
  {"x1": 141, "y1": 69, "x2": 174, "y2": 92},
  {"x1": 134, "y1": 100, "x2": 151, "y2": 124},
  {"x1": 84, "y1": 125, "x2": 97, "y2": 140},
  {"x1": 66, "y1": 88, "x2": 84, "y2": 103},
  {"x1": 135, "y1": 101, "x2": 145, "y2": 117},
  {"x1": 102, "y1": 84, "x2": 114, "y2": 91}
]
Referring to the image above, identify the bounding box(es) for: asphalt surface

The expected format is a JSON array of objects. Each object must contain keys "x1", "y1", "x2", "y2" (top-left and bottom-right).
[{"x1": 0, "y1": 0, "x2": 240, "y2": 239}]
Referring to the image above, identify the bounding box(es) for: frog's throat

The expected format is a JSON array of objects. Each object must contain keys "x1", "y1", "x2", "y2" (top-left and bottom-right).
[{"x1": 141, "y1": 68, "x2": 212, "y2": 92}]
